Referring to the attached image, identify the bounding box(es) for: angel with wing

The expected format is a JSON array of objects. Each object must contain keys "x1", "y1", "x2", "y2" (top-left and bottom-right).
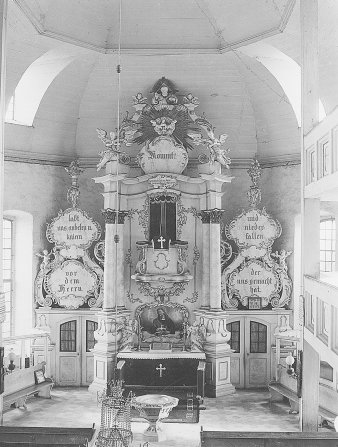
[{"x1": 96, "y1": 128, "x2": 131, "y2": 171}]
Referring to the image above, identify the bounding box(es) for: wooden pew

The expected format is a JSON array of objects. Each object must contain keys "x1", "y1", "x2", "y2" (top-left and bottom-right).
[
  {"x1": 200, "y1": 429, "x2": 338, "y2": 447},
  {"x1": 319, "y1": 383, "x2": 338, "y2": 427},
  {"x1": 3, "y1": 362, "x2": 53, "y2": 411},
  {"x1": 0, "y1": 426, "x2": 94, "y2": 446},
  {"x1": 268, "y1": 363, "x2": 300, "y2": 414}
]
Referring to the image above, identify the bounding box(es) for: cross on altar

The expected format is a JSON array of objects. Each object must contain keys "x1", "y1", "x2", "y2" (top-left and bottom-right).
[
  {"x1": 156, "y1": 363, "x2": 166, "y2": 378},
  {"x1": 158, "y1": 236, "x2": 166, "y2": 249}
]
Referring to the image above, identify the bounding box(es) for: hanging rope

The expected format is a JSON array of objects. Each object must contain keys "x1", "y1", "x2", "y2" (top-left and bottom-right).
[{"x1": 113, "y1": 0, "x2": 123, "y2": 376}]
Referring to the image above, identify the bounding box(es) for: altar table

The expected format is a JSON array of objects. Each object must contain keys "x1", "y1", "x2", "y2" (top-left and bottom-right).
[{"x1": 116, "y1": 350, "x2": 206, "y2": 399}]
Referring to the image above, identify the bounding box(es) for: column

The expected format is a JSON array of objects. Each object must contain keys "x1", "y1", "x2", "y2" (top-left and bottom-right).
[
  {"x1": 209, "y1": 209, "x2": 224, "y2": 310},
  {"x1": 300, "y1": 0, "x2": 320, "y2": 432},
  {"x1": 195, "y1": 174, "x2": 235, "y2": 397},
  {"x1": 101, "y1": 209, "x2": 129, "y2": 310},
  {"x1": 0, "y1": 0, "x2": 8, "y2": 426},
  {"x1": 200, "y1": 211, "x2": 210, "y2": 308},
  {"x1": 196, "y1": 208, "x2": 235, "y2": 397},
  {"x1": 88, "y1": 209, "x2": 129, "y2": 394},
  {"x1": 301, "y1": 340, "x2": 320, "y2": 431}
]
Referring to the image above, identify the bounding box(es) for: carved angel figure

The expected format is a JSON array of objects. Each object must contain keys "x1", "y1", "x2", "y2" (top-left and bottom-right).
[
  {"x1": 205, "y1": 130, "x2": 231, "y2": 168},
  {"x1": 36, "y1": 249, "x2": 52, "y2": 270},
  {"x1": 119, "y1": 318, "x2": 137, "y2": 350},
  {"x1": 96, "y1": 128, "x2": 123, "y2": 152},
  {"x1": 187, "y1": 321, "x2": 206, "y2": 351},
  {"x1": 271, "y1": 249, "x2": 292, "y2": 272}
]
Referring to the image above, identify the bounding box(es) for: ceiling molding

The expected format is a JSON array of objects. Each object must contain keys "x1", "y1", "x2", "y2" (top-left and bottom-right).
[
  {"x1": 13, "y1": 0, "x2": 295, "y2": 55},
  {"x1": 4, "y1": 149, "x2": 300, "y2": 170}
]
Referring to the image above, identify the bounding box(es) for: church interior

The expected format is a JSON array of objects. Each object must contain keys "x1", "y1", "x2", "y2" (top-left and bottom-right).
[{"x1": 1, "y1": 0, "x2": 338, "y2": 446}]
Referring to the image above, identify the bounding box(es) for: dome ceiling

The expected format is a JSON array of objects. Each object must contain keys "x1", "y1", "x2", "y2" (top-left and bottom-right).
[
  {"x1": 3, "y1": 0, "x2": 311, "y2": 167},
  {"x1": 14, "y1": 0, "x2": 295, "y2": 53}
]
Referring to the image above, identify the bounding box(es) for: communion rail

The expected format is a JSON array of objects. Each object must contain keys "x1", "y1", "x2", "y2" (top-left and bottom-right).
[{"x1": 200, "y1": 430, "x2": 338, "y2": 447}]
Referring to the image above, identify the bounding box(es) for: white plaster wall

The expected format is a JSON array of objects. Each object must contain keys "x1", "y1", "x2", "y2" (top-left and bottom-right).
[{"x1": 3, "y1": 161, "x2": 104, "y2": 329}]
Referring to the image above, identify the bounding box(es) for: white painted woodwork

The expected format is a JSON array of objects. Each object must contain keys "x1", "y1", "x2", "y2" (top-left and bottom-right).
[
  {"x1": 302, "y1": 339, "x2": 320, "y2": 431},
  {"x1": 226, "y1": 314, "x2": 273, "y2": 389},
  {"x1": 304, "y1": 275, "x2": 338, "y2": 371},
  {"x1": 49, "y1": 313, "x2": 97, "y2": 387}
]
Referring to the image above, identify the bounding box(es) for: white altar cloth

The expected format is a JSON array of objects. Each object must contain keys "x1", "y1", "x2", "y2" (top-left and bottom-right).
[{"x1": 117, "y1": 349, "x2": 206, "y2": 360}]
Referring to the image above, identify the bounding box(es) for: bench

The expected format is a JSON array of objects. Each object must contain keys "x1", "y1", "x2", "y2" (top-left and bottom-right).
[
  {"x1": 200, "y1": 429, "x2": 338, "y2": 447},
  {"x1": 0, "y1": 426, "x2": 94, "y2": 446},
  {"x1": 318, "y1": 383, "x2": 338, "y2": 427},
  {"x1": 3, "y1": 362, "x2": 53, "y2": 411},
  {"x1": 268, "y1": 381, "x2": 300, "y2": 414}
]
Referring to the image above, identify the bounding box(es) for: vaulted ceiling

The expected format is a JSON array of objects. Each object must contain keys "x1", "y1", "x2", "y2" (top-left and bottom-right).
[{"x1": 4, "y1": 0, "x2": 337, "y2": 167}]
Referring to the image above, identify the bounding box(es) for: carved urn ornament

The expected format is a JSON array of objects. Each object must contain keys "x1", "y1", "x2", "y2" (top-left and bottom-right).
[{"x1": 96, "y1": 77, "x2": 231, "y2": 175}]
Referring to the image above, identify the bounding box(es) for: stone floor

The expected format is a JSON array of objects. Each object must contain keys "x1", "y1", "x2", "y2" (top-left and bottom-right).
[{"x1": 2, "y1": 387, "x2": 304, "y2": 446}]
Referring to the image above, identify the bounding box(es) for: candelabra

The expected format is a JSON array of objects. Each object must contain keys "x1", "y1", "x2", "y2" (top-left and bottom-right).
[{"x1": 96, "y1": 380, "x2": 133, "y2": 447}]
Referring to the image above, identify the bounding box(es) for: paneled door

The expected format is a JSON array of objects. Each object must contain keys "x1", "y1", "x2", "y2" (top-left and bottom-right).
[
  {"x1": 82, "y1": 319, "x2": 98, "y2": 385},
  {"x1": 227, "y1": 317, "x2": 271, "y2": 389},
  {"x1": 56, "y1": 317, "x2": 97, "y2": 386}
]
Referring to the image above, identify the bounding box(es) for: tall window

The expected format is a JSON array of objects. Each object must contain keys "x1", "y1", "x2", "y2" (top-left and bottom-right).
[
  {"x1": 2, "y1": 219, "x2": 13, "y2": 337},
  {"x1": 320, "y1": 218, "x2": 336, "y2": 272}
]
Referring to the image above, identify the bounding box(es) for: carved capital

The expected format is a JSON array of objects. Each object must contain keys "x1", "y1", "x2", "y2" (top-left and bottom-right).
[
  {"x1": 200, "y1": 208, "x2": 225, "y2": 224},
  {"x1": 200, "y1": 210, "x2": 211, "y2": 224},
  {"x1": 102, "y1": 209, "x2": 129, "y2": 224}
]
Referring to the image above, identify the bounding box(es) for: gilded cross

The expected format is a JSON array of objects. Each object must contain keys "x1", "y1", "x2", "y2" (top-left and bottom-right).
[
  {"x1": 158, "y1": 236, "x2": 166, "y2": 249},
  {"x1": 156, "y1": 363, "x2": 166, "y2": 378}
]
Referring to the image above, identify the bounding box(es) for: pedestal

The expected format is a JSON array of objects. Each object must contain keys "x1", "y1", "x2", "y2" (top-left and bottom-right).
[
  {"x1": 88, "y1": 308, "x2": 130, "y2": 395},
  {"x1": 133, "y1": 394, "x2": 179, "y2": 442},
  {"x1": 195, "y1": 309, "x2": 235, "y2": 397}
]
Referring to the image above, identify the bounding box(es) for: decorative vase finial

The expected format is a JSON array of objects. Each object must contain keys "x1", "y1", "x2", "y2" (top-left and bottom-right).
[
  {"x1": 65, "y1": 160, "x2": 83, "y2": 208},
  {"x1": 247, "y1": 159, "x2": 262, "y2": 208}
]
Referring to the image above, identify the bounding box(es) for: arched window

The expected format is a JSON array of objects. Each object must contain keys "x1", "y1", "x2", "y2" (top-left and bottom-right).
[
  {"x1": 2, "y1": 219, "x2": 13, "y2": 337},
  {"x1": 5, "y1": 95, "x2": 15, "y2": 122},
  {"x1": 320, "y1": 218, "x2": 336, "y2": 272}
]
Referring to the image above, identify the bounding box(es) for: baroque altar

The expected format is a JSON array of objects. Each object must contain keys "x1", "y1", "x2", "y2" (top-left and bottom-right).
[{"x1": 90, "y1": 77, "x2": 235, "y2": 398}]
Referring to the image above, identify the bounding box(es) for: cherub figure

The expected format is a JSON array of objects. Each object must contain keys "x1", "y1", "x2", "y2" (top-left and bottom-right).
[
  {"x1": 187, "y1": 321, "x2": 206, "y2": 351},
  {"x1": 119, "y1": 318, "x2": 137, "y2": 350},
  {"x1": 271, "y1": 249, "x2": 292, "y2": 272},
  {"x1": 36, "y1": 249, "x2": 51, "y2": 270}
]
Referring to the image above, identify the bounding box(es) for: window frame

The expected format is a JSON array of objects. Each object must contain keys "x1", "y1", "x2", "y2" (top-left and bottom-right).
[
  {"x1": 2, "y1": 218, "x2": 15, "y2": 337},
  {"x1": 320, "y1": 217, "x2": 336, "y2": 272}
]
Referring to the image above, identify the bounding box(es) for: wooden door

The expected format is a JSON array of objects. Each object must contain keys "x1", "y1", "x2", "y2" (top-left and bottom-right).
[
  {"x1": 244, "y1": 319, "x2": 270, "y2": 388},
  {"x1": 81, "y1": 319, "x2": 97, "y2": 386},
  {"x1": 227, "y1": 317, "x2": 271, "y2": 389},
  {"x1": 226, "y1": 319, "x2": 245, "y2": 388},
  {"x1": 56, "y1": 319, "x2": 81, "y2": 386}
]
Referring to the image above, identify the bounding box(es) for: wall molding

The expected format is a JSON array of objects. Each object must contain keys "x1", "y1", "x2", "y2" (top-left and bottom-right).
[{"x1": 4, "y1": 149, "x2": 300, "y2": 170}]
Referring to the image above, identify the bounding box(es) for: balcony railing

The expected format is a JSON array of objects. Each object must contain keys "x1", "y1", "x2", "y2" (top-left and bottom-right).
[{"x1": 304, "y1": 275, "x2": 338, "y2": 366}]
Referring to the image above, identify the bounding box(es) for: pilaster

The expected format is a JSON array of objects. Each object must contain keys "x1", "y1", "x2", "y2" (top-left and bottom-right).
[
  {"x1": 89, "y1": 207, "x2": 129, "y2": 394},
  {"x1": 200, "y1": 209, "x2": 225, "y2": 310}
]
